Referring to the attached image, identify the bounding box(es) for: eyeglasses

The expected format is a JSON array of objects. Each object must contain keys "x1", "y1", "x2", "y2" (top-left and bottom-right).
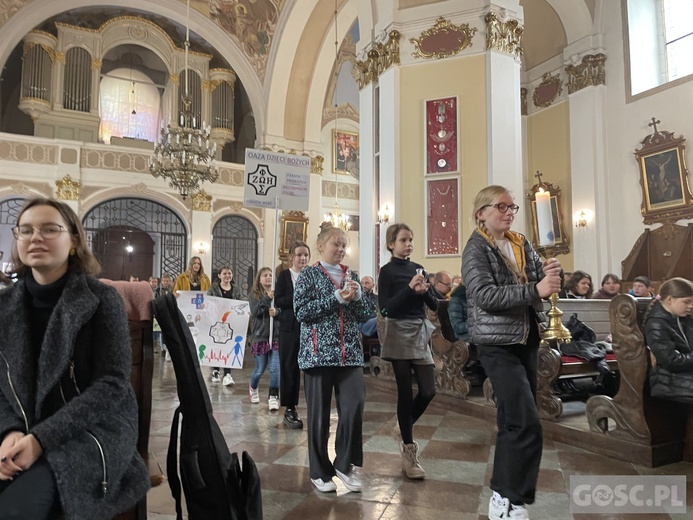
[
  {"x1": 483, "y1": 203, "x2": 520, "y2": 214},
  {"x1": 12, "y1": 224, "x2": 69, "y2": 240},
  {"x1": 437, "y1": 280, "x2": 452, "y2": 287}
]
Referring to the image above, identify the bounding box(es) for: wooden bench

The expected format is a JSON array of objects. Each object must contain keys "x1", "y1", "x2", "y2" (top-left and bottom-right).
[
  {"x1": 535, "y1": 299, "x2": 619, "y2": 420},
  {"x1": 104, "y1": 281, "x2": 165, "y2": 520},
  {"x1": 369, "y1": 300, "x2": 474, "y2": 399},
  {"x1": 585, "y1": 295, "x2": 689, "y2": 466}
]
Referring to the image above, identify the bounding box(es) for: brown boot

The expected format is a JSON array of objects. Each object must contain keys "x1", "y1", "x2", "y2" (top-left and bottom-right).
[{"x1": 400, "y1": 441, "x2": 425, "y2": 479}]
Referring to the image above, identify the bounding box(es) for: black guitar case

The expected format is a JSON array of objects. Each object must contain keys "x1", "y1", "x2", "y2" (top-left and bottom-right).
[{"x1": 153, "y1": 293, "x2": 262, "y2": 520}]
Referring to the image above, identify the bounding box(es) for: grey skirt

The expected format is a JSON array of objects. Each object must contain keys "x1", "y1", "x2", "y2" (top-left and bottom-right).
[{"x1": 378, "y1": 315, "x2": 435, "y2": 365}]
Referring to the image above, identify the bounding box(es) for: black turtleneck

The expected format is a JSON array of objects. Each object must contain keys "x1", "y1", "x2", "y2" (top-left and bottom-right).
[
  {"x1": 25, "y1": 271, "x2": 69, "y2": 361},
  {"x1": 378, "y1": 256, "x2": 438, "y2": 319}
]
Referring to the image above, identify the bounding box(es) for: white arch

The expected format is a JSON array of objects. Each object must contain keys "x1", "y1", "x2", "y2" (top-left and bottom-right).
[
  {"x1": 0, "y1": 0, "x2": 266, "y2": 138},
  {"x1": 544, "y1": 0, "x2": 593, "y2": 44}
]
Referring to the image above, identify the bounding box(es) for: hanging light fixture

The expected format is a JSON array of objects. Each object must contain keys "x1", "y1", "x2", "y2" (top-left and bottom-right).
[
  {"x1": 323, "y1": 0, "x2": 351, "y2": 231},
  {"x1": 149, "y1": 0, "x2": 218, "y2": 199}
]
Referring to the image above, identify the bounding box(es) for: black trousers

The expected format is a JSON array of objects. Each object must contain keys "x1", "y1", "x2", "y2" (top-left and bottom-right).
[
  {"x1": 279, "y1": 328, "x2": 301, "y2": 408},
  {"x1": 478, "y1": 322, "x2": 542, "y2": 505},
  {"x1": 0, "y1": 458, "x2": 60, "y2": 519},
  {"x1": 303, "y1": 366, "x2": 364, "y2": 480}
]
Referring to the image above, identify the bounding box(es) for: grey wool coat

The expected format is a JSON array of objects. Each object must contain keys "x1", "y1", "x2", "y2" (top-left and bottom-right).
[{"x1": 0, "y1": 271, "x2": 150, "y2": 519}]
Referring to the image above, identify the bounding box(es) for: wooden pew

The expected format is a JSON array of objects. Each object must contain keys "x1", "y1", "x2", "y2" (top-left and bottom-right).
[
  {"x1": 585, "y1": 295, "x2": 688, "y2": 466},
  {"x1": 104, "y1": 281, "x2": 165, "y2": 520},
  {"x1": 370, "y1": 299, "x2": 473, "y2": 398},
  {"x1": 536, "y1": 299, "x2": 619, "y2": 420}
]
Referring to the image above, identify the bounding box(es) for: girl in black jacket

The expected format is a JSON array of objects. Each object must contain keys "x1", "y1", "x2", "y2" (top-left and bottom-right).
[
  {"x1": 0, "y1": 198, "x2": 148, "y2": 519},
  {"x1": 644, "y1": 277, "x2": 693, "y2": 402}
]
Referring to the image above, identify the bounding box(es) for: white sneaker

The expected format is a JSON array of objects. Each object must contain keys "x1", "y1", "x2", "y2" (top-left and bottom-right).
[
  {"x1": 211, "y1": 370, "x2": 220, "y2": 383},
  {"x1": 508, "y1": 504, "x2": 529, "y2": 519},
  {"x1": 335, "y1": 465, "x2": 363, "y2": 492},
  {"x1": 268, "y1": 396, "x2": 279, "y2": 411},
  {"x1": 311, "y1": 477, "x2": 337, "y2": 493},
  {"x1": 249, "y1": 385, "x2": 260, "y2": 404},
  {"x1": 489, "y1": 491, "x2": 510, "y2": 520},
  {"x1": 222, "y1": 373, "x2": 235, "y2": 386}
]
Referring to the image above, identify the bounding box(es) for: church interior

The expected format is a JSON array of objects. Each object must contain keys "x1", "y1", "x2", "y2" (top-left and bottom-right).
[{"x1": 0, "y1": 0, "x2": 692, "y2": 518}]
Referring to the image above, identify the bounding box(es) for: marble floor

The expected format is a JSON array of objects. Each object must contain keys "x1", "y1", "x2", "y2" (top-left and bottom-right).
[{"x1": 144, "y1": 355, "x2": 693, "y2": 519}]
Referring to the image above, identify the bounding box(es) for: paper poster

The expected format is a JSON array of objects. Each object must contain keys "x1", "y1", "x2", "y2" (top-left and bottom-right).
[
  {"x1": 176, "y1": 291, "x2": 250, "y2": 369},
  {"x1": 243, "y1": 148, "x2": 311, "y2": 210}
]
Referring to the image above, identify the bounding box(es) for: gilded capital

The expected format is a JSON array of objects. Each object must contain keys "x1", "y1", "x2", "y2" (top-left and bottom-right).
[
  {"x1": 354, "y1": 30, "x2": 401, "y2": 89},
  {"x1": 192, "y1": 189, "x2": 212, "y2": 212},
  {"x1": 484, "y1": 12, "x2": 523, "y2": 60},
  {"x1": 565, "y1": 53, "x2": 606, "y2": 94},
  {"x1": 55, "y1": 175, "x2": 80, "y2": 201},
  {"x1": 311, "y1": 155, "x2": 324, "y2": 174}
]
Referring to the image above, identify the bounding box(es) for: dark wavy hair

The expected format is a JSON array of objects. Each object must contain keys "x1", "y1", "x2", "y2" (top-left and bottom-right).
[
  {"x1": 11, "y1": 197, "x2": 101, "y2": 276},
  {"x1": 565, "y1": 270, "x2": 593, "y2": 298}
]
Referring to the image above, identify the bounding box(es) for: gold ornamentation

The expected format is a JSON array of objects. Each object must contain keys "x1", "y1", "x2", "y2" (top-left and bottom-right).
[
  {"x1": 201, "y1": 80, "x2": 211, "y2": 91},
  {"x1": 410, "y1": 17, "x2": 477, "y2": 60},
  {"x1": 311, "y1": 155, "x2": 324, "y2": 174},
  {"x1": 565, "y1": 53, "x2": 606, "y2": 94},
  {"x1": 354, "y1": 30, "x2": 401, "y2": 89},
  {"x1": 192, "y1": 189, "x2": 212, "y2": 212},
  {"x1": 92, "y1": 59, "x2": 103, "y2": 70},
  {"x1": 169, "y1": 74, "x2": 179, "y2": 85},
  {"x1": 532, "y1": 72, "x2": 563, "y2": 108},
  {"x1": 484, "y1": 12, "x2": 523, "y2": 59},
  {"x1": 520, "y1": 87, "x2": 528, "y2": 116},
  {"x1": 55, "y1": 175, "x2": 80, "y2": 201}
]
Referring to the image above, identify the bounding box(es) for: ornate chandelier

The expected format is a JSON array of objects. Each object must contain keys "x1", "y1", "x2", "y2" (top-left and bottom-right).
[
  {"x1": 323, "y1": 0, "x2": 350, "y2": 232},
  {"x1": 149, "y1": 0, "x2": 218, "y2": 199}
]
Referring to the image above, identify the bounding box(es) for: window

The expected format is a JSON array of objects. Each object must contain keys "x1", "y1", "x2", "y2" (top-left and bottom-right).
[
  {"x1": 625, "y1": 0, "x2": 693, "y2": 97},
  {"x1": 663, "y1": 0, "x2": 693, "y2": 80},
  {"x1": 98, "y1": 68, "x2": 161, "y2": 144}
]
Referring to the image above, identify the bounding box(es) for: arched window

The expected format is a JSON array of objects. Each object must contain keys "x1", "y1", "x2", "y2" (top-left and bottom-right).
[
  {"x1": 626, "y1": 0, "x2": 693, "y2": 97},
  {"x1": 98, "y1": 67, "x2": 161, "y2": 143},
  {"x1": 211, "y1": 215, "x2": 258, "y2": 299}
]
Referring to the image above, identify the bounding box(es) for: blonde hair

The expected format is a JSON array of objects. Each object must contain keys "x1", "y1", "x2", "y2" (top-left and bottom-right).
[
  {"x1": 471, "y1": 185, "x2": 512, "y2": 229},
  {"x1": 316, "y1": 223, "x2": 347, "y2": 252}
]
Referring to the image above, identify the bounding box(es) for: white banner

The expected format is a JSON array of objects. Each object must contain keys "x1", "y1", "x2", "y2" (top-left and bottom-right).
[
  {"x1": 243, "y1": 148, "x2": 311, "y2": 210},
  {"x1": 176, "y1": 291, "x2": 250, "y2": 369}
]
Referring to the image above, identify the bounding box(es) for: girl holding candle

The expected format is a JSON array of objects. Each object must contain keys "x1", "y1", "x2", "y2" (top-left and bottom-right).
[{"x1": 462, "y1": 185, "x2": 561, "y2": 520}]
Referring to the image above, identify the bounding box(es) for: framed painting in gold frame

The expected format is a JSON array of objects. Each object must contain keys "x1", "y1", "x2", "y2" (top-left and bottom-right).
[
  {"x1": 279, "y1": 211, "x2": 308, "y2": 256},
  {"x1": 333, "y1": 130, "x2": 359, "y2": 175},
  {"x1": 526, "y1": 177, "x2": 570, "y2": 257},
  {"x1": 635, "y1": 126, "x2": 693, "y2": 224}
]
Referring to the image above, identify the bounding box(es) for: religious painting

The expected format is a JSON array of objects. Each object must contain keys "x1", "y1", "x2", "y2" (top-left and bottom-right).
[
  {"x1": 425, "y1": 96, "x2": 458, "y2": 174},
  {"x1": 333, "y1": 130, "x2": 359, "y2": 175},
  {"x1": 279, "y1": 211, "x2": 308, "y2": 256},
  {"x1": 634, "y1": 122, "x2": 693, "y2": 224},
  {"x1": 426, "y1": 178, "x2": 459, "y2": 256}
]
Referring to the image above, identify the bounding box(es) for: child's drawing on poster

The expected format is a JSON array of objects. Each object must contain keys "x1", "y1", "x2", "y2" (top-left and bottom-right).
[{"x1": 176, "y1": 291, "x2": 250, "y2": 369}]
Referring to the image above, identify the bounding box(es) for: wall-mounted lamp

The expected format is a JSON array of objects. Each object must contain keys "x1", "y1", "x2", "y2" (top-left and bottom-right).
[
  {"x1": 575, "y1": 210, "x2": 590, "y2": 228},
  {"x1": 125, "y1": 244, "x2": 134, "y2": 253},
  {"x1": 377, "y1": 204, "x2": 392, "y2": 224},
  {"x1": 196, "y1": 241, "x2": 210, "y2": 255}
]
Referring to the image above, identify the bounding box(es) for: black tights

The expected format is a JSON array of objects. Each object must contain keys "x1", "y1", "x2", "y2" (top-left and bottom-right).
[
  {"x1": 0, "y1": 458, "x2": 60, "y2": 519},
  {"x1": 390, "y1": 361, "x2": 436, "y2": 444}
]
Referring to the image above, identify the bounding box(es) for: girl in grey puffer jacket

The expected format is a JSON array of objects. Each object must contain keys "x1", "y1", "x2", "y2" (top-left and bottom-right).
[{"x1": 462, "y1": 185, "x2": 561, "y2": 520}]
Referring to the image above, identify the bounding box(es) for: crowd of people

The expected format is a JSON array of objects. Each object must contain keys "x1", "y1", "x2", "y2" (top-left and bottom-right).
[{"x1": 1, "y1": 193, "x2": 690, "y2": 520}]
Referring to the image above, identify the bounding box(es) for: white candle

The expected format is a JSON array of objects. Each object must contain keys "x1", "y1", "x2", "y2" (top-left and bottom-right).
[{"x1": 535, "y1": 189, "x2": 555, "y2": 246}]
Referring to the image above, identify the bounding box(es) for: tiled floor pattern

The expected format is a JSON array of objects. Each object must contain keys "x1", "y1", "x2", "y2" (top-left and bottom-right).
[{"x1": 145, "y1": 356, "x2": 693, "y2": 519}]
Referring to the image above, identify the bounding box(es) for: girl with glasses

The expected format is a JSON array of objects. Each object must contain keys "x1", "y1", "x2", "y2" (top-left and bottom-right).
[
  {"x1": 462, "y1": 185, "x2": 561, "y2": 520},
  {"x1": 0, "y1": 198, "x2": 149, "y2": 519}
]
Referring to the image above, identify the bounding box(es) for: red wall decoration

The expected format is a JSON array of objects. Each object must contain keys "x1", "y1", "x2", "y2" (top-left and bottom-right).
[
  {"x1": 425, "y1": 96, "x2": 458, "y2": 174},
  {"x1": 427, "y1": 178, "x2": 459, "y2": 255}
]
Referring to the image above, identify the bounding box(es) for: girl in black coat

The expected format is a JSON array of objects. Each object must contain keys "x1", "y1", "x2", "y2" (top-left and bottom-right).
[
  {"x1": 274, "y1": 240, "x2": 311, "y2": 429},
  {"x1": 644, "y1": 277, "x2": 693, "y2": 402},
  {"x1": 0, "y1": 198, "x2": 149, "y2": 519}
]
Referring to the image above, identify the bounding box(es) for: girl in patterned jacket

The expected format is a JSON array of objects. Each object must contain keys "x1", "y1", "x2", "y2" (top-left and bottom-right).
[{"x1": 293, "y1": 223, "x2": 371, "y2": 494}]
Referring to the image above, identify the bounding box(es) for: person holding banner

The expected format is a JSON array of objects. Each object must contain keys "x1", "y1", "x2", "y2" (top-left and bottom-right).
[
  {"x1": 462, "y1": 185, "x2": 561, "y2": 520},
  {"x1": 248, "y1": 267, "x2": 280, "y2": 411},
  {"x1": 0, "y1": 198, "x2": 149, "y2": 518},
  {"x1": 173, "y1": 256, "x2": 210, "y2": 293},
  {"x1": 274, "y1": 240, "x2": 311, "y2": 429},
  {"x1": 294, "y1": 223, "x2": 372, "y2": 494},
  {"x1": 208, "y1": 266, "x2": 240, "y2": 385}
]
